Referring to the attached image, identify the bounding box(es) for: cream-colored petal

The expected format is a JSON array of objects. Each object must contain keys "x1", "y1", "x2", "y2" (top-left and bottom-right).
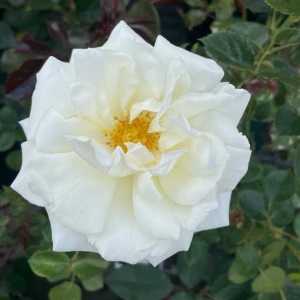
[
  {"x1": 12, "y1": 142, "x2": 117, "y2": 235},
  {"x1": 129, "y1": 98, "x2": 161, "y2": 122},
  {"x1": 103, "y1": 20, "x2": 152, "y2": 51},
  {"x1": 154, "y1": 35, "x2": 224, "y2": 92},
  {"x1": 11, "y1": 142, "x2": 50, "y2": 207},
  {"x1": 103, "y1": 21, "x2": 164, "y2": 100},
  {"x1": 68, "y1": 136, "x2": 134, "y2": 177},
  {"x1": 133, "y1": 173, "x2": 180, "y2": 239},
  {"x1": 70, "y1": 48, "x2": 138, "y2": 119},
  {"x1": 159, "y1": 134, "x2": 228, "y2": 205},
  {"x1": 88, "y1": 177, "x2": 156, "y2": 264},
  {"x1": 218, "y1": 145, "x2": 251, "y2": 192},
  {"x1": 197, "y1": 192, "x2": 232, "y2": 231},
  {"x1": 125, "y1": 143, "x2": 156, "y2": 171},
  {"x1": 191, "y1": 111, "x2": 250, "y2": 149},
  {"x1": 171, "y1": 188, "x2": 218, "y2": 231},
  {"x1": 150, "y1": 150, "x2": 183, "y2": 176},
  {"x1": 147, "y1": 229, "x2": 193, "y2": 266},
  {"x1": 47, "y1": 212, "x2": 97, "y2": 252},
  {"x1": 19, "y1": 118, "x2": 30, "y2": 139},
  {"x1": 35, "y1": 110, "x2": 101, "y2": 153},
  {"x1": 174, "y1": 83, "x2": 250, "y2": 125},
  {"x1": 29, "y1": 56, "x2": 75, "y2": 138}
]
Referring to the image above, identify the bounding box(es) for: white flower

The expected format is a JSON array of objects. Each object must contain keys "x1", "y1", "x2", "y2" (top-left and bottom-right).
[{"x1": 12, "y1": 21, "x2": 251, "y2": 266}]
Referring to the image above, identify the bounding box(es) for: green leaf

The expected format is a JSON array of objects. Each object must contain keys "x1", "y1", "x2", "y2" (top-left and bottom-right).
[
  {"x1": 294, "y1": 145, "x2": 300, "y2": 178},
  {"x1": 229, "y1": 22, "x2": 269, "y2": 46},
  {"x1": 171, "y1": 292, "x2": 196, "y2": 300},
  {"x1": 49, "y1": 282, "x2": 81, "y2": 300},
  {"x1": 28, "y1": 0, "x2": 57, "y2": 10},
  {"x1": 264, "y1": 170, "x2": 294, "y2": 202},
  {"x1": 271, "y1": 200, "x2": 295, "y2": 227},
  {"x1": 265, "y1": 0, "x2": 300, "y2": 16},
  {"x1": 229, "y1": 245, "x2": 260, "y2": 284},
  {"x1": 239, "y1": 190, "x2": 266, "y2": 220},
  {"x1": 0, "y1": 106, "x2": 18, "y2": 131},
  {"x1": 28, "y1": 250, "x2": 70, "y2": 281},
  {"x1": 105, "y1": 265, "x2": 173, "y2": 300},
  {"x1": 266, "y1": 59, "x2": 300, "y2": 89},
  {"x1": 285, "y1": 283, "x2": 300, "y2": 300},
  {"x1": 262, "y1": 240, "x2": 286, "y2": 266},
  {"x1": 252, "y1": 266, "x2": 285, "y2": 293},
  {"x1": 245, "y1": 0, "x2": 270, "y2": 13},
  {"x1": 202, "y1": 31, "x2": 258, "y2": 67},
  {"x1": 177, "y1": 239, "x2": 210, "y2": 288},
  {"x1": 0, "y1": 22, "x2": 16, "y2": 49},
  {"x1": 293, "y1": 214, "x2": 300, "y2": 237},
  {"x1": 0, "y1": 132, "x2": 16, "y2": 152},
  {"x1": 73, "y1": 256, "x2": 108, "y2": 292},
  {"x1": 214, "y1": 282, "x2": 251, "y2": 300},
  {"x1": 6, "y1": 150, "x2": 21, "y2": 171}
]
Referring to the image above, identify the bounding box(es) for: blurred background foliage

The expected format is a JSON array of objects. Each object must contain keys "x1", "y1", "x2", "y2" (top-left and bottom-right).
[{"x1": 0, "y1": 0, "x2": 300, "y2": 299}]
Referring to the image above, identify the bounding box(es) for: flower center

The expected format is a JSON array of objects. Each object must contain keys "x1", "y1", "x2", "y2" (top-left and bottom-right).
[{"x1": 105, "y1": 111, "x2": 160, "y2": 153}]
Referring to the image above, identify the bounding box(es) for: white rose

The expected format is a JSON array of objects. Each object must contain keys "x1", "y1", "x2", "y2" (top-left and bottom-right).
[{"x1": 12, "y1": 21, "x2": 251, "y2": 266}]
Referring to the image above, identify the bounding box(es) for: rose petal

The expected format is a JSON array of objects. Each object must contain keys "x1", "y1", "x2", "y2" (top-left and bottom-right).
[
  {"x1": 35, "y1": 110, "x2": 100, "y2": 153},
  {"x1": 154, "y1": 35, "x2": 224, "y2": 92},
  {"x1": 197, "y1": 191, "x2": 232, "y2": 231},
  {"x1": 133, "y1": 173, "x2": 180, "y2": 239},
  {"x1": 88, "y1": 177, "x2": 155, "y2": 264},
  {"x1": 48, "y1": 212, "x2": 97, "y2": 252}
]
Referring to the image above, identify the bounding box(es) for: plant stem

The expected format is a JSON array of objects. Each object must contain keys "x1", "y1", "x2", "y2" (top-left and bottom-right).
[
  {"x1": 280, "y1": 289, "x2": 287, "y2": 300},
  {"x1": 270, "y1": 42, "x2": 300, "y2": 54}
]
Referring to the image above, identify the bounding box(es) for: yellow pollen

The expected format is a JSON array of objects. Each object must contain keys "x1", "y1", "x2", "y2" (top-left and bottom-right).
[{"x1": 105, "y1": 111, "x2": 160, "y2": 153}]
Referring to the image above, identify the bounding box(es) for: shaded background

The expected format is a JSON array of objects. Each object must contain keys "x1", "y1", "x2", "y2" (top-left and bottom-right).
[{"x1": 0, "y1": 0, "x2": 300, "y2": 300}]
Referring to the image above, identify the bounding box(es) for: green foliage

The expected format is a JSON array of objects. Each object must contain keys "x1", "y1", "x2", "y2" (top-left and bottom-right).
[
  {"x1": 72, "y1": 254, "x2": 109, "y2": 291},
  {"x1": 48, "y1": 282, "x2": 81, "y2": 300},
  {"x1": 252, "y1": 266, "x2": 286, "y2": 293},
  {"x1": 229, "y1": 245, "x2": 260, "y2": 284},
  {"x1": 202, "y1": 31, "x2": 258, "y2": 68},
  {"x1": 29, "y1": 251, "x2": 71, "y2": 281},
  {"x1": 177, "y1": 238, "x2": 210, "y2": 288},
  {"x1": 265, "y1": 0, "x2": 300, "y2": 16},
  {"x1": 105, "y1": 264, "x2": 173, "y2": 300},
  {"x1": 0, "y1": 0, "x2": 300, "y2": 300}
]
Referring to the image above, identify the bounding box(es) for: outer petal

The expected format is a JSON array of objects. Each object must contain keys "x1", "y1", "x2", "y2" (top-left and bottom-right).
[
  {"x1": 159, "y1": 133, "x2": 228, "y2": 205},
  {"x1": 103, "y1": 21, "x2": 164, "y2": 100},
  {"x1": 19, "y1": 118, "x2": 30, "y2": 139},
  {"x1": 133, "y1": 173, "x2": 180, "y2": 240},
  {"x1": 103, "y1": 20, "x2": 152, "y2": 51},
  {"x1": 88, "y1": 177, "x2": 156, "y2": 264},
  {"x1": 28, "y1": 56, "x2": 75, "y2": 138},
  {"x1": 172, "y1": 189, "x2": 218, "y2": 231},
  {"x1": 175, "y1": 83, "x2": 250, "y2": 126},
  {"x1": 12, "y1": 142, "x2": 117, "y2": 235},
  {"x1": 197, "y1": 192, "x2": 232, "y2": 231},
  {"x1": 218, "y1": 145, "x2": 251, "y2": 192},
  {"x1": 147, "y1": 229, "x2": 193, "y2": 266},
  {"x1": 11, "y1": 142, "x2": 50, "y2": 207},
  {"x1": 214, "y1": 83, "x2": 250, "y2": 126},
  {"x1": 35, "y1": 110, "x2": 101, "y2": 153},
  {"x1": 70, "y1": 48, "x2": 138, "y2": 122},
  {"x1": 154, "y1": 35, "x2": 224, "y2": 92},
  {"x1": 190, "y1": 112, "x2": 251, "y2": 192},
  {"x1": 47, "y1": 212, "x2": 97, "y2": 252},
  {"x1": 191, "y1": 111, "x2": 250, "y2": 149}
]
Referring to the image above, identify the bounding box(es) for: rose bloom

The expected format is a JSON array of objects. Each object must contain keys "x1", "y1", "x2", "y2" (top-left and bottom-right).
[{"x1": 12, "y1": 21, "x2": 251, "y2": 266}]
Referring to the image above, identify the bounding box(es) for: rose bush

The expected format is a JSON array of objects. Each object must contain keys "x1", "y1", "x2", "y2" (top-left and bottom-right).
[{"x1": 12, "y1": 21, "x2": 251, "y2": 265}]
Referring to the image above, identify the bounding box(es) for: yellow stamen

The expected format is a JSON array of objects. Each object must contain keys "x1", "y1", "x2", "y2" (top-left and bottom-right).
[{"x1": 105, "y1": 111, "x2": 160, "y2": 153}]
